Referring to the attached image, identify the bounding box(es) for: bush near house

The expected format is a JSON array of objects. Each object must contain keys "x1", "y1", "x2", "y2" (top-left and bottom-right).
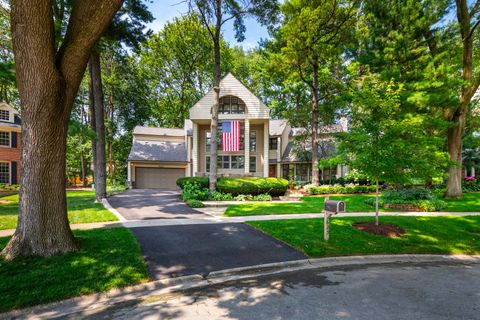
[
  {"x1": 180, "y1": 181, "x2": 209, "y2": 201},
  {"x1": 176, "y1": 177, "x2": 209, "y2": 189},
  {"x1": 364, "y1": 188, "x2": 447, "y2": 212},
  {"x1": 216, "y1": 177, "x2": 289, "y2": 196},
  {"x1": 308, "y1": 184, "x2": 377, "y2": 195}
]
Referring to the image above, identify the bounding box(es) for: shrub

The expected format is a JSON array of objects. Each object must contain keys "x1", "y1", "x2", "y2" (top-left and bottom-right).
[
  {"x1": 181, "y1": 181, "x2": 209, "y2": 201},
  {"x1": 252, "y1": 193, "x2": 272, "y2": 201},
  {"x1": 208, "y1": 191, "x2": 234, "y2": 201},
  {"x1": 176, "y1": 177, "x2": 209, "y2": 189},
  {"x1": 308, "y1": 184, "x2": 376, "y2": 195},
  {"x1": 0, "y1": 184, "x2": 20, "y2": 191},
  {"x1": 234, "y1": 194, "x2": 253, "y2": 201},
  {"x1": 382, "y1": 188, "x2": 434, "y2": 201},
  {"x1": 186, "y1": 199, "x2": 204, "y2": 208},
  {"x1": 217, "y1": 177, "x2": 288, "y2": 196}
]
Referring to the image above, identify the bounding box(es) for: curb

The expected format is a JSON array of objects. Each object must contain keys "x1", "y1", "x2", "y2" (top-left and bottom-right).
[
  {"x1": 101, "y1": 198, "x2": 127, "y2": 222},
  {"x1": 4, "y1": 254, "x2": 480, "y2": 319}
]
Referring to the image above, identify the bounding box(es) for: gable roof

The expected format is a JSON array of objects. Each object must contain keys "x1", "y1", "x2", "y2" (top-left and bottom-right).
[
  {"x1": 133, "y1": 126, "x2": 185, "y2": 137},
  {"x1": 128, "y1": 140, "x2": 188, "y2": 162},
  {"x1": 189, "y1": 73, "x2": 270, "y2": 119}
]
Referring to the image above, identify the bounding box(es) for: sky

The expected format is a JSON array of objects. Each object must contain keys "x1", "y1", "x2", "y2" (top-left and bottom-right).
[{"x1": 145, "y1": 1, "x2": 271, "y2": 50}]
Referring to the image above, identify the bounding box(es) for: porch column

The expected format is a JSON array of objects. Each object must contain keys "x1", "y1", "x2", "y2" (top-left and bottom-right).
[
  {"x1": 244, "y1": 119, "x2": 250, "y2": 174},
  {"x1": 127, "y1": 161, "x2": 132, "y2": 188},
  {"x1": 472, "y1": 166, "x2": 476, "y2": 177},
  {"x1": 192, "y1": 122, "x2": 199, "y2": 176},
  {"x1": 263, "y1": 121, "x2": 269, "y2": 177}
]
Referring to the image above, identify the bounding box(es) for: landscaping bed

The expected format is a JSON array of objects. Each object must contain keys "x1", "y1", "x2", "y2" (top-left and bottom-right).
[
  {"x1": 0, "y1": 191, "x2": 118, "y2": 230},
  {"x1": 247, "y1": 216, "x2": 480, "y2": 257},
  {"x1": 0, "y1": 227, "x2": 148, "y2": 312}
]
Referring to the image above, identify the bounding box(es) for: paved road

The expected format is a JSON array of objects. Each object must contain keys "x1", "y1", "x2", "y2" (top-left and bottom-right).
[
  {"x1": 84, "y1": 259, "x2": 480, "y2": 320},
  {"x1": 107, "y1": 189, "x2": 208, "y2": 220},
  {"x1": 130, "y1": 223, "x2": 306, "y2": 280}
]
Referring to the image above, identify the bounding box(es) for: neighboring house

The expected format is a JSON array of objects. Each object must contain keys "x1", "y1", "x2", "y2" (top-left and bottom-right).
[
  {"x1": 127, "y1": 73, "x2": 347, "y2": 189},
  {"x1": 0, "y1": 102, "x2": 21, "y2": 185}
]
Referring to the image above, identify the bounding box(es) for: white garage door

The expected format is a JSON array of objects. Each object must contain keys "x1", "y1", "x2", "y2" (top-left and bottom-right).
[{"x1": 135, "y1": 167, "x2": 185, "y2": 189}]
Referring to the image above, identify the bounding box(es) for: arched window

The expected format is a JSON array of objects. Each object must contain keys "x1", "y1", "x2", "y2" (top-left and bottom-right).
[{"x1": 219, "y1": 95, "x2": 246, "y2": 114}]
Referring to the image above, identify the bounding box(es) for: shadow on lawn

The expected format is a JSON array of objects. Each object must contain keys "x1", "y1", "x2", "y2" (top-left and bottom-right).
[{"x1": 0, "y1": 228, "x2": 149, "y2": 312}]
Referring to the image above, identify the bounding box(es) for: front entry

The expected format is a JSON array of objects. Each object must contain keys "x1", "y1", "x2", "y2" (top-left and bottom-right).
[{"x1": 268, "y1": 164, "x2": 277, "y2": 177}]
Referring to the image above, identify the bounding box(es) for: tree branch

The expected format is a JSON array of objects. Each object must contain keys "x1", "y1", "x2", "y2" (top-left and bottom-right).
[
  {"x1": 56, "y1": 0, "x2": 124, "y2": 114},
  {"x1": 470, "y1": 0, "x2": 480, "y2": 18}
]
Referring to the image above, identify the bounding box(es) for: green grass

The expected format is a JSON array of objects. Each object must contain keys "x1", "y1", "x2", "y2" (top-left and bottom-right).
[
  {"x1": 442, "y1": 192, "x2": 480, "y2": 212},
  {"x1": 0, "y1": 227, "x2": 148, "y2": 312},
  {"x1": 248, "y1": 216, "x2": 480, "y2": 257},
  {"x1": 225, "y1": 195, "x2": 392, "y2": 216},
  {"x1": 0, "y1": 191, "x2": 118, "y2": 230},
  {"x1": 225, "y1": 192, "x2": 480, "y2": 216}
]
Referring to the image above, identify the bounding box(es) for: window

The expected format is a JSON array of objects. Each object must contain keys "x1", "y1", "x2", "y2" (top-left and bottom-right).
[
  {"x1": 269, "y1": 137, "x2": 278, "y2": 150},
  {"x1": 249, "y1": 156, "x2": 256, "y2": 173},
  {"x1": 249, "y1": 131, "x2": 256, "y2": 152},
  {"x1": 205, "y1": 132, "x2": 211, "y2": 152},
  {"x1": 0, "y1": 132, "x2": 9, "y2": 147},
  {"x1": 0, "y1": 162, "x2": 9, "y2": 183},
  {"x1": 215, "y1": 123, "x2": 245, "y2": 151},
  {"x1": 231, "y1": 156, "x2": 245, "y2": 169},
  {"x1": 217, "y1": 155, "x2": 230, "y2": 169},
  {"x1": 219, "y1": 95, "x2": 246, "y2": 114},
  {"x1": 206, "y1": 156, "x2": 210, "y2": 172},
  {"x1": 0, "y1": 110, "x2": 9, "y2": 121}
]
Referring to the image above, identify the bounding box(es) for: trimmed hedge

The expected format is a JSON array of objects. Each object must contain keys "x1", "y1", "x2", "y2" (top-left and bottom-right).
[
  {"x1": 216, "y1": 177, "x2": 289, "y2": 197},
  {"x1": 176, "y1": 177, "x2": 209, "y2": 189},
  {"x1": 364, "y1": 197, "x2": 447, "y2": 212},
  {"x1": 309, "y1": 184, "x2": 377, "y2": 195}
]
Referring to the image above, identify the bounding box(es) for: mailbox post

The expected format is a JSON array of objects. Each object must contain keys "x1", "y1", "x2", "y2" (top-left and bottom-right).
[{"x1": 323, "y1": 198, "x2": 346, "y2": 241}]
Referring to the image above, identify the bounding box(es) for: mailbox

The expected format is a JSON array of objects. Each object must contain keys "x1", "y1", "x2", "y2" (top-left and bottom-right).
[{"x1": 324, "y1": 200, "x2": 346, "y2": 213}]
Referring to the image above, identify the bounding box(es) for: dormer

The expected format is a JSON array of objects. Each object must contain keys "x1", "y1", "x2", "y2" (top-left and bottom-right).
[
  {"x1": 0, "y1": 102, "x2": 18, "y2": 124},
  {"x1": 189, "y1": 73, "x2": 270, "y2": 120}
]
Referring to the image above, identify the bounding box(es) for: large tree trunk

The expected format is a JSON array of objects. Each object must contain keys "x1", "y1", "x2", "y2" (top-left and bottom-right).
[
  {"x1": 445, "y1": 118, "x2": 465, "y2": 198},
  {"x1": 311, "y1": 62, "x2": 320, "y2": 186},
  {"x1": 208, "y1": 0, "x2": 222, "y2": 192},
  {"x1": 89, "y1": 51, "x2": 107, "y2": 200},
  {"x1": 89, "y1": 71, "x2": 98, "y2": 190},
  {"x1": 2, "y1": 0, "x2": 123, "y2": 260}
]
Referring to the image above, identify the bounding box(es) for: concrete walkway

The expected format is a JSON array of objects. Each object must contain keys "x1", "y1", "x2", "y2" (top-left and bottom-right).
[{"x1": 0, "y1": 221, "x2": 122, "y2": 237}]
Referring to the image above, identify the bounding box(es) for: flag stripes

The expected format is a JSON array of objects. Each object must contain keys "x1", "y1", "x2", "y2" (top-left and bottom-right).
[{"x1": 222, "y1": 120, "x2": 241, "y2": 152}]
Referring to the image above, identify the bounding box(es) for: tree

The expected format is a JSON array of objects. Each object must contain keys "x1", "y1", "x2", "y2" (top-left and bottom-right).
[
  {"x1": 136, "y1": 14, "x2": 223, "y2": 127},
  {"x1": 445, "y1": 0, "x2": 480, "y2": 197},
  {"x1": 339, "y1": 76, "x2": 447, "y2": 225},
  {"x1": 1, "y1": 0, "x2": 123, "y2": 260},
  {"x1": 270, "y1": 0, "x2": 355, "y2": 186},
  {"x1": 354, "y1": 0, "x2": 480, "y2": 198},
  {"x1": 188, "y1": 0, "x2": 278, "y2": 191},
  {"x1": 0, "y1": 2, "x2": 17, "y2": 103}
]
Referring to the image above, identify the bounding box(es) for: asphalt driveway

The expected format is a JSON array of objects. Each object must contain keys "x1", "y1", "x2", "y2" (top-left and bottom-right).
[
  {"x1": 131, "y1": 223, "x2": 306, "y2": 280},
  {"x1": 107, "y1": 189, "x2": 209, "y2": 220}
]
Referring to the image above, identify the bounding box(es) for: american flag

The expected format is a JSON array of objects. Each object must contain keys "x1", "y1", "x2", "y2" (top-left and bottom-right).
[{"x1": 222, "y1": 120, "x2": 241, "y2": 152}]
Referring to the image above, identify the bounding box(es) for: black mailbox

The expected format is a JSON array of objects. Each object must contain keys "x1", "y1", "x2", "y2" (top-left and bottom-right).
[{"x1": 324, "y1": 200, "x2": 346, "y2": 213}]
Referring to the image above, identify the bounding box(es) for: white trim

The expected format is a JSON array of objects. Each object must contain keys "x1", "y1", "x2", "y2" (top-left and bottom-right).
[{"x1": 101, "y1": 198, "x2": 127, "y2": 222}]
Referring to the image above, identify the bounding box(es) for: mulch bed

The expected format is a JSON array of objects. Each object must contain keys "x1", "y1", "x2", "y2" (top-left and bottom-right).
[{"x1": 352, "y1": 221, "x2": 405, "y2": 238}]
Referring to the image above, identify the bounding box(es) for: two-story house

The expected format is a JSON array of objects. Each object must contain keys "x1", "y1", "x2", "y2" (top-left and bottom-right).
[
  {"x1": 0, "y1": 102, "x2": 21, "y2": 185},
  {"x1": 127, "y1": 73, "x2": 347, "y2": 189}
]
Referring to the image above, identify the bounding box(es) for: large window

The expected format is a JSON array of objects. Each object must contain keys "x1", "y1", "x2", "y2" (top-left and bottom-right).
[
  {"x1": 249, "y1": 156, "x2": 256, "y2": 173},
  {"x1": 0, "y1": 110, "x2": 9, "y2": 121},
  {"x1": 205, "y1": 132, "x2": 212, "y2": 152},
  {"x1": 219, "y1": 96, "x2": 246, "y2": 114},
  {"x1": 269, "y1": 137, "x2": 278, "y2": 150},
  {"x1": 0, "y1": 132, "x2": 10, "y2": 147},
  {"x1": 231, "y1": 156, "x2": 245, "y2": 169},
  {"x1": 249, "y1": 131, "x2": 256, "y2": 152},
  {"x1": 0, "y1": 162, "x2": 9, "y2": 183}
]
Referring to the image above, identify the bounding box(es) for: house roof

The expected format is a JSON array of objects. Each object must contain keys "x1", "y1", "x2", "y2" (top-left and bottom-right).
[
  {"x1": 269, "y1": 119, "x2": 288, "y2": 136},
  {"x1": 281, "y1": 142, "x2": 308, "y2": 163},
  {"x1": 290, "y1": 123, "x2": 346, "y2": 137},
  {"x1": 133, "y1": 126, "x2": 185, "y2": 137},
  {"x1": 128, "y1": 140, "x2": 188, "y2": 162}
]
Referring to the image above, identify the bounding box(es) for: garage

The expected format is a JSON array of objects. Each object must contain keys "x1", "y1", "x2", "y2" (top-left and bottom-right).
[{"x1": 135, "y1": 167, "x2": 185, "y2": 189}]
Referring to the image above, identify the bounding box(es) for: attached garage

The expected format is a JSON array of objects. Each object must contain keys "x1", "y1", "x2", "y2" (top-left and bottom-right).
[{"x1": 135, "y1": 167, "x2": 184, "y2": 189}]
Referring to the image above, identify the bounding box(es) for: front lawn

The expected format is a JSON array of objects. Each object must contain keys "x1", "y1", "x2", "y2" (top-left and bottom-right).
[
  {"x1": 225, "y1": 195, "x2": 392, "y2": 216},
  {"x1": 0, "y1": 227, "x2": 148, "y2": 312},
  {"x1": 0, "y1": 191, "x2": 118, "y2": 230},
  {"x1": 248, "y1": 216, "x2": 480, "y2": 257},
  {"x1": 442, "y1": 192, "x2": 480, "y2": 212}
]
